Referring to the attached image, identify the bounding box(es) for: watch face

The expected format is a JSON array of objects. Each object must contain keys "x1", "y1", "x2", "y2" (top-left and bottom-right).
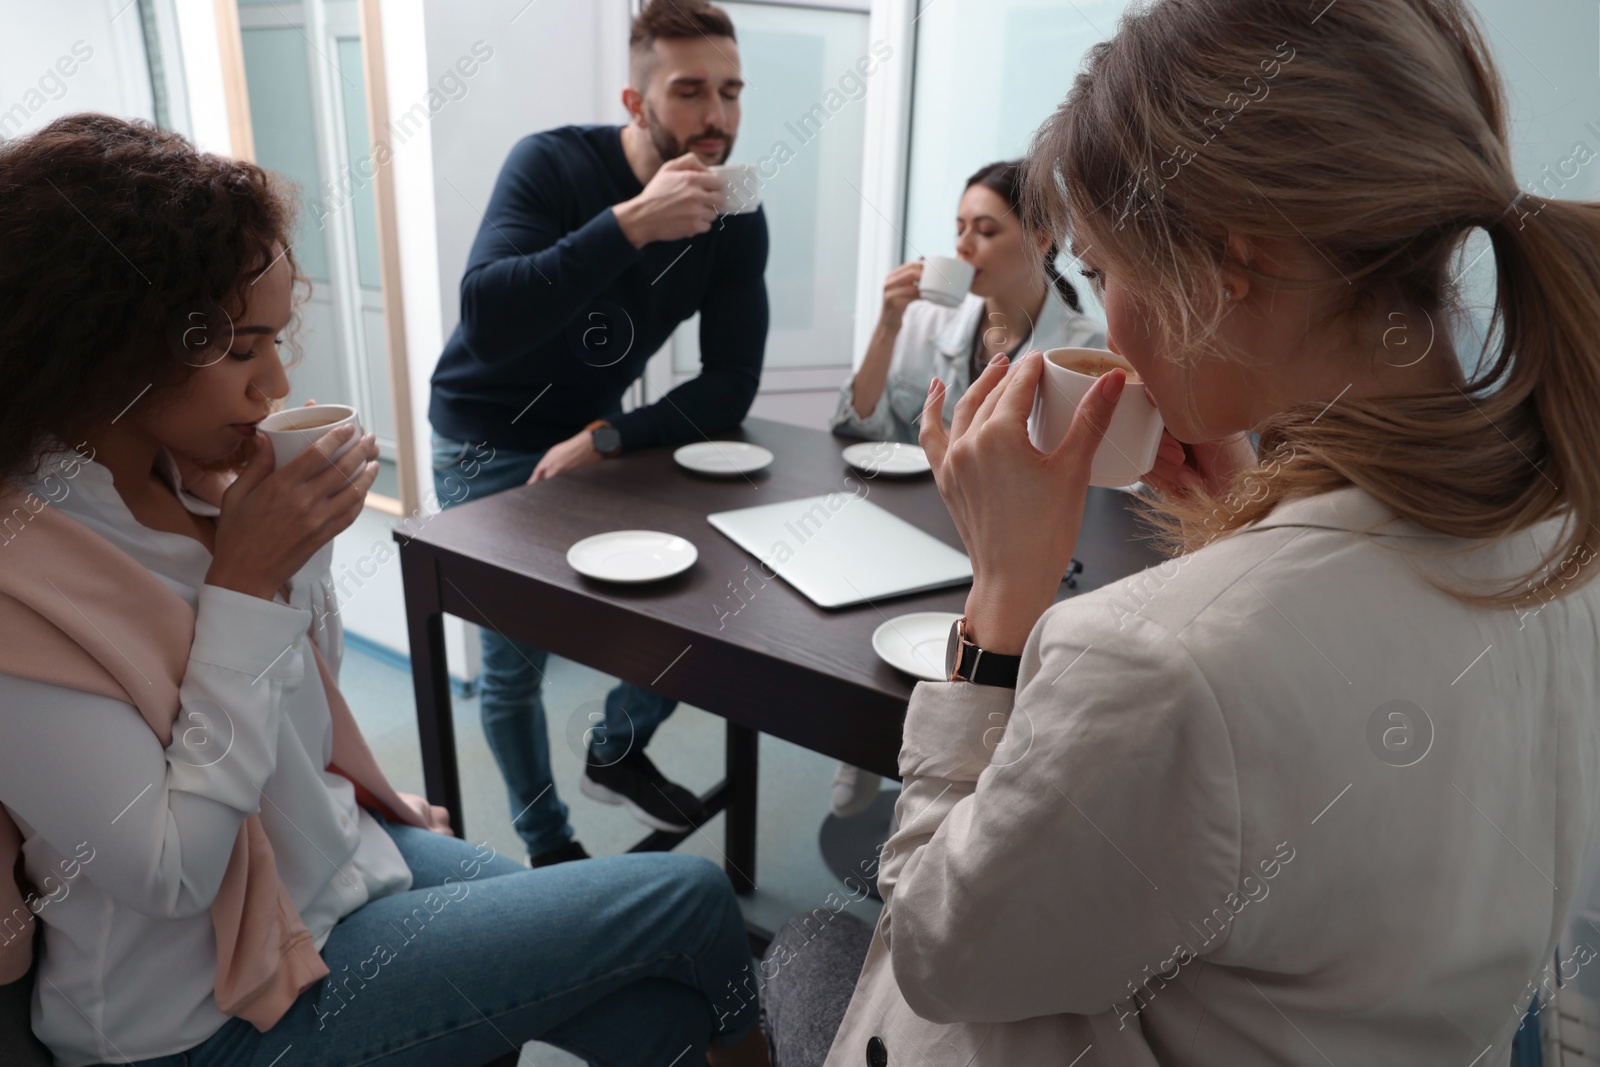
[
  {"x1": 945, "y1": 618, "x2": 962, "y2": 680},
  {"x1": 591, "y1": 426, "x2": 621, "y2": 455}
]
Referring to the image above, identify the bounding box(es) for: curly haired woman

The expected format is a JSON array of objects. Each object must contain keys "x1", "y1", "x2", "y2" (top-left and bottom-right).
[{"x1": 0, "y1": 114, "x2": 769, "y2": 1067}]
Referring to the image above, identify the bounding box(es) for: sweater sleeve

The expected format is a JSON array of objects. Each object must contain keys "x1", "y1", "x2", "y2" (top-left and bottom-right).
[
  {"x1": 608, "y1": 210, "x2": 769, "y2": 451},
  {"x1": 877, "y1": 600, "x2": 1242, "y2": 1024},
  {"x1": 455, "y1": 135, "x2": 643, "y2": 365},
  {"x1": 0, "y1": 586, "x2": 312, "y2": 920}
]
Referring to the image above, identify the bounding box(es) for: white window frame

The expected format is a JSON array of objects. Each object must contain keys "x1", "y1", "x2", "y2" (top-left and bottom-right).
[{"x1": 848, "y1": 0, "x2": 916, "y2": 366}]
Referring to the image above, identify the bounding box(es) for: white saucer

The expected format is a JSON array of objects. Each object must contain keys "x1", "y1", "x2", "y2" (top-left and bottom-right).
[
  {"x1": 871, "y1": 611, "x2": 961, "y2": 681},
  {"x1": 566, "y1": 530, "x2": 698, "y2": 583},
  {"x1": 842, "y1": 441, "x2": 932, "y2": 477},
  {"x1": 674, "y1": 441, "x2": 774, "y2": 476}
]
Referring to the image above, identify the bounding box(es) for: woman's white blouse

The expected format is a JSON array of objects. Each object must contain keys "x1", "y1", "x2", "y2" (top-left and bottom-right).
[
  {"x1": 825, "y1": 484, "x2": 1600, "y2": 1066},
  {"x1": 831, "y1": 290, "x2": 1107, "y2": 444},
  {"x1": 0, "y1": 441, "x2": 412, "y2": 1066}
]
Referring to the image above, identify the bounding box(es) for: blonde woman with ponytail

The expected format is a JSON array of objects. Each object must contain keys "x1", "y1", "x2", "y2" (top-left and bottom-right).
[{"x1": 819, "y1": 0, "x2": 1600, "y2": 1064}]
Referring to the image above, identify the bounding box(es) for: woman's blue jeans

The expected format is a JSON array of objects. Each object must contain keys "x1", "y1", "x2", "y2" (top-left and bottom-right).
[
  {"x1": 113, "y1": 818, "x2": 758, "y2": 1066},
  {"x1": 430, "y1": 432, "x2": 677, "y2": 856}
]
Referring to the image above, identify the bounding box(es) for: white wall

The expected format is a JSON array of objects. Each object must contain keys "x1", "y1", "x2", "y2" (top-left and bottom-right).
[
  {"x1": 0, "y1": 0, "x2": 237, "y2": 160},
  {"x1": 423, "y1": 0, "x2": 629, "y2": 343},
  {"x1": 0, "y1": 0, "x2": 154, "y2": 141}
]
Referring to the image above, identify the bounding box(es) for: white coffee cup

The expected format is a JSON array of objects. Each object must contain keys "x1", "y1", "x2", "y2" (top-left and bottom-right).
[
  {"x1": 709, "y1": 163, "x2": 761, "y2": 215},
  {"x1": 918, "y1": 255, "x2": 975, "y2": 308},
  {"x1": 257, "y1": 403, "x2": 364, "y2": 471},
  {"x1": 1028, "y1": 348, "x2": 1165, "y2": 488}
]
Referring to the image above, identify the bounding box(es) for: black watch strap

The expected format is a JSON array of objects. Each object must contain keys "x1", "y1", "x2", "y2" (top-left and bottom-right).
[{"x1": 945, "y1": 618, "x2": 1022, "y2": 688}]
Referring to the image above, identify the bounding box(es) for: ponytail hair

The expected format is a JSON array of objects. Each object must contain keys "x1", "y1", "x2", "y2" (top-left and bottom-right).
[
  {"x1": 965, "y1": 160, "x2": 1082, "y2": 313},
  {"x1": 1023, "y1": 0, "x2": 1600, "y2": 611}
]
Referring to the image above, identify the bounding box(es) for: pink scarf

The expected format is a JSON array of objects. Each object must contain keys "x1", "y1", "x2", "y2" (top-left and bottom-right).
[{"x1": 0, "y1": 461, "x2": 449, "y2": 1030}]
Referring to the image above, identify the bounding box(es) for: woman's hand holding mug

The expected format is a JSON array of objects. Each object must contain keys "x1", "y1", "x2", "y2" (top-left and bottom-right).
[
  {"x1": 919, "y1": 349, "x2": 1124, "y2": 657},
  {"x1": 878, "y1": 260, "x2": 925, "y2": 332},
  {"x1": 205, "y1": 423, "x2": 380, "y2": 601}
]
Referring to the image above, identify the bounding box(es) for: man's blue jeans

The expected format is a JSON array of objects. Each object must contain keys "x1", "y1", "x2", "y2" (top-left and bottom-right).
[
  {"x1": 112, "y1": 818, "x2": 758, "y2": 1066},
  {"x1": 431, "y1": 432, "x2": 676, "y2": 855}
]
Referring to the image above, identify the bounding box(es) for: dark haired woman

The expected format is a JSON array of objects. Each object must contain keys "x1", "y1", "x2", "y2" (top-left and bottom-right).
[
  {"x1": 826, "y1": 160, "x2": 1105, "y2": 819},
  {"x1": 831, "y1": 159, "x2": 1105, "y2": 449},
  {"x1": 0, "y1": 114, "x2": 768, "y2": 1067}
]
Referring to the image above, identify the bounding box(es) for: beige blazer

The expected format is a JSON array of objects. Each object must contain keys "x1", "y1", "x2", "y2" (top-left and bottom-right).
[{"x1": 825, "y1": 484, "x2": 1600, "y2": 1066}]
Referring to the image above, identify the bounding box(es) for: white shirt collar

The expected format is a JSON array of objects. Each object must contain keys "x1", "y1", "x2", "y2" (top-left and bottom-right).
[{"x1": 153, "y1": 446, "x2": 222, "y2": 517}]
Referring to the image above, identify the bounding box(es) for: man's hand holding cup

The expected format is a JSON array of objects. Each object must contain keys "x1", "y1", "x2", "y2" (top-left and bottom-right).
[{"x1": 613, "y1": 152, "x2": 722, "y2": 248}]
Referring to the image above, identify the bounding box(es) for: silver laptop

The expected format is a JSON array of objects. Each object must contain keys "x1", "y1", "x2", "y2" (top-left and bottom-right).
[{"x1": 707, "y1": 494, "x2": 972, "y2": 609}]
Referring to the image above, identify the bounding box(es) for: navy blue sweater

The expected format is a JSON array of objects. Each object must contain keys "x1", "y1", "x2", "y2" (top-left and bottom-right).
[{"x1": 429, "y1": 124, "x2": 769, "y2": 454}]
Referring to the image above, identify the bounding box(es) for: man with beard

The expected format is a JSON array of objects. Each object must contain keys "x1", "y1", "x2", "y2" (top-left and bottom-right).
[{"x1": 428, "y1": 0, "x2": 767, "y2": 867}]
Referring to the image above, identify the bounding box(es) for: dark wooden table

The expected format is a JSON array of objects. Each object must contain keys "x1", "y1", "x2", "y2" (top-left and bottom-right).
[{"x1": 394, "y1": 417, "x2": 1167, "y2": 893}]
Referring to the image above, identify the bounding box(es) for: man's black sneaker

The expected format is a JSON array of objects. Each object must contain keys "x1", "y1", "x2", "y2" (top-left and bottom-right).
[
  {"x1": 581, "y1": 750, "x2": 708, "y2": 832},
  {"x1": 526, "y1": 840, "x2": 590, "y2": 868}
]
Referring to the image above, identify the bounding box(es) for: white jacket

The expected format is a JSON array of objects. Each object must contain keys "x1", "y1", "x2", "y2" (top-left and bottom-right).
[
  {"x1": 832, "y1": 291, "x2": 1106, "y2": 444},
  {"x1": 825, "y1": 484, "x2": 1600, "y2": 1066}
]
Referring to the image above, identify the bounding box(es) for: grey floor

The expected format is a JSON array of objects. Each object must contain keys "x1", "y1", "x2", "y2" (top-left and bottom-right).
[{"x1": 341, "y1": 641, "x2": 885, "y2": 1066}]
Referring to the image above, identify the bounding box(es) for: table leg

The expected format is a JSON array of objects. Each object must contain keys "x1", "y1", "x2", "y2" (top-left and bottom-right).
[
  {"x1": 400, "y1": 548, "x2": 465, "y2": 839},
  {"x1": 725, "y1": 721, "x2": 759, "y2": 894}
]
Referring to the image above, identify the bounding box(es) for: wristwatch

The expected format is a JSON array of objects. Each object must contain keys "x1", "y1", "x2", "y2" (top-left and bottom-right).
[
  {"x1": 944, "y1": 616, "x2": 1022, "y2": 688},
  {"x1": 586, "y1": 419, "x2": 622, "y2": 458}
]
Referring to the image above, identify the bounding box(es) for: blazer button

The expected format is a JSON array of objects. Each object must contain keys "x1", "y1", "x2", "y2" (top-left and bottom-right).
[{"x1": 866, "y1": 1035, "x2": 888, "y2": 1066}]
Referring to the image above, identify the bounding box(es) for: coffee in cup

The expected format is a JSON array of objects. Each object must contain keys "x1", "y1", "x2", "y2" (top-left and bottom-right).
[
  {"x1": 281, "y1": 412, "x2": 345, "y2": 429},
  {"x1": 257, "y1": 403, "x2": 364, "y2": 471},
  {"x1": 917, "y1": 255, "x2": 974, "y2": 308},
  {"x1": 1057, "y1": 351, "x2": 1142, "y2": 381},
  {"x1": 1028, "y1": 348, "x2": 1164, "y2": 488},
  {"x1": 709, "y1": 164, "x2": 761, "y2": 215}
]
